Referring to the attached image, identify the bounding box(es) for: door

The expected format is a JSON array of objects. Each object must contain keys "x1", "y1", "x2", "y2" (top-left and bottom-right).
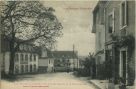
[
  {"x1": 122, "y1": 51, "x2": 126, "y2": 79},
  {"x1": 120, "y1": 50, "x2": 127, "y2": 84}
]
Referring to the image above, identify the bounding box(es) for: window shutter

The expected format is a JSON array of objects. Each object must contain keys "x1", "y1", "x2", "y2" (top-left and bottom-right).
[
  {"x1": 112, "y1": 8, "x2": 115, "y2": 33},
  {"x1": 119, "y1": 3, "x2": 122, "y2": 29},
  {"x1": 125, "y1": 1, "x2": 128, "y2": 26}
]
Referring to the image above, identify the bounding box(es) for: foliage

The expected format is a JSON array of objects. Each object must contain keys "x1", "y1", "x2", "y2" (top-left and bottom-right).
[
  {"x1": 76, "y1": 53, "x2": 96, "y2": 77},
  {"x1": 97, "y1": 63, "x2": 106, "y2": 79},
  {"x1": 111, "y1": 34, "x2": 135, "y2": 85},
  {"x1": 1, "y1": 1, "x2": 63, "y2": 75},
  {"x1": 111, "y1": 34, "x2": 135, "y2": 50}
]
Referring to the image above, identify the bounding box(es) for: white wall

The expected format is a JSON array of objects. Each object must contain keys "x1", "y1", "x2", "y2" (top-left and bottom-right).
[
  {"x1": 38, "y1": 59, "x2": 48, "y2": 67},
  {"x1": 69, "y1": 58, "x2": 78, "y2": 69},
  {"x1": 3, "y1": 52, "x2": 39, "y2": 74},
  {"x1": 4, "y1": 52, "x2": 10, "y2": 74},
  {"x1": 41, "y1": 48, "x2": 47, "y2": 58},
  {"x1": 47, "y1": 58, "x2": 54, "y2": 72}
]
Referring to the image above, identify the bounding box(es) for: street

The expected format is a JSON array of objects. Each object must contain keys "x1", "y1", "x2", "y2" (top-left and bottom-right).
[{"x1": 1, "y1": 72, "x2": 97, "y2": 89}]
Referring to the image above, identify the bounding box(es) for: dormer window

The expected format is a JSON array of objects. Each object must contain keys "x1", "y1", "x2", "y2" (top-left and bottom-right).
[{"x1": 19, "y1": 45, "x2": 23, "y2": 51}]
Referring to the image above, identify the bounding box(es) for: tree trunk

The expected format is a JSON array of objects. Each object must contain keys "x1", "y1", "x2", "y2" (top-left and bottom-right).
[
  {"x1": 9, "y1": 39, "x2": 15, "y2": 75},
  {"x1": 8, "y1": 14, "x2": 15, "y2": 75}
]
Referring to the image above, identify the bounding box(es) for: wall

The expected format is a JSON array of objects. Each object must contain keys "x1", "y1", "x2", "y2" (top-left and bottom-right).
[
  {"x1": 105, "y1": 1, "x2": 135, "y2": 84},
  {"x1": 47, "y1": 58, "x2": 54, "y2": 72},
  {"x1": 39, "y1": 59, "x2": 48, "y2": 67},
  {"x1": 92, "y1": 2, "x2": 106, "y2": 65},
  {"x1": 4, "y1": 52, "x2": 10, "y2": 74},
  {"x1": 39, "y1": 58, "x2": 54, "y2": 72},
  {"x1": 3, "y1": 52, "x2": 39, "y2": 74}
]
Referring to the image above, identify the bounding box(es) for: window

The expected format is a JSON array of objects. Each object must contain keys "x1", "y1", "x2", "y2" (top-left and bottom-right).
[
  {"x1": 30, "y1": 54, "x2": 32, "y2": 61},
  {"x1": 15, "y1": 54, "x2": 19, "y2": 62},
  {"x1": 34, "y1": 55, "x2": 36, "y2": 61},
  {"x1": 30, "y1": 65, "x2": 32, "y2": 72},
  {"x1": 109, "y1": 50, "x2": 112, "y2": 60},
  {"x1": 108, "y1": 9, "x2": 115, "y2": 33},
  {"x1": 108, "y1": 15, "x2": 113, "y2": 33},
  {"x1": 120, "y1": 1, "x2": 127, "y2": 28},
  {"x1": 20, "y1": 54, "x2": 24, "y2": 62},
  {"x1": 15, "y1": 65, "x2": 19, "y2": 74},
  {"x1": 96, "y1": 9, "x2": 100, "y2": 24},
  {"x1": 34, "y1": 64, "x2": 36, "y2": 71},
  {"x1": 93, "y1": 13, "x2": 96, "y2": 25},
  {"x1": 25, "y1": 65, "x2": 28, "y2": 72},
  {"x1": 19, "y1": 45, "x2": 23, "y2": 50},
  {"x1": 29, "y1": 46, "x2": 32, "y2": 51},
  {"x1": 49, "y1": 60, "x2": 50, "y2": 64},
  {"x1": 21, "y1": 65, "x2": 24, "y2": 73},
  {"x1": 25, "y1": 54, "x2": 28, "y2": 61},
  {"x1": 98, "y1": 32, "x2": 101, "y2": 49}
]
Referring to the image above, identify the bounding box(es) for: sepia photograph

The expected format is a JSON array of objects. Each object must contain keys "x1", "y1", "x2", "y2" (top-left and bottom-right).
[{"x1": 0, "y1": 0, "x2": 135, "y2": 89}]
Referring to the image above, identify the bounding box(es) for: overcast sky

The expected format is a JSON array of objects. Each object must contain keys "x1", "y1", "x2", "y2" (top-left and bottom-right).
[{"x1": 43, "y1": 1, "x2": 98, "y2": 56}]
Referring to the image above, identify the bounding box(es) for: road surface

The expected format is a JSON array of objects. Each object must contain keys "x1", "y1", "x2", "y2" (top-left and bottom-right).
[{"x1": 1, "y1": 72, "x2": 97, "y2": 89}]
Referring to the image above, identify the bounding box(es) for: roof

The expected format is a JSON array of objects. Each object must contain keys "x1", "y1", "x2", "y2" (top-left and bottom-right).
[
  {"x1": 51, "y1": 51, "x2": 78, "y2": 59},
  {"x1": 1, "y1": 34, "x2": 39, "y2": 53},
  {"x1": 93, "y1": 1, "x2": 107, "y2": 13}
]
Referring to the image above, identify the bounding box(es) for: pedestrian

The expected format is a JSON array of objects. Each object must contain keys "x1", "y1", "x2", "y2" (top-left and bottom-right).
[
  {"x1": 107, "y1": 78, "x2": 115, "y2": 89},
  {"x1": 119, "y1": 77, "x2": 126, "y2": 89}
]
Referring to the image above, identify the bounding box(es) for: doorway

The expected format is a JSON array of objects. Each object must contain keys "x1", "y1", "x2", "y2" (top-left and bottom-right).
[{"x1": 120, "y1": 50, "x2": 127, "y2": 84}]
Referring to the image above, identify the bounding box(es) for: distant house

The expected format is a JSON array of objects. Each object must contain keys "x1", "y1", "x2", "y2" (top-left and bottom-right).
[
  {"x1": 1, "y1": 36, "x2": 39, "y2": 74},
  {"x1": 38, "y1": 48, "x2": 54, "y2": 73},
  {"x1": 52, "y1": 51, "x2": 78, "y2": 72},
  {"x1": 78, "y1": 56, "x2": 86, "y2": 69}
]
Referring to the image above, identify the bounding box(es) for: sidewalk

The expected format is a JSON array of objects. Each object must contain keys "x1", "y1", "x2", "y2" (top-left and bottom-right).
[
  {"x1": 89, "y1": 80, "x2": 108, "y2": 89},
  {"x1": 89, "y1": 80, "x2": 135, "y2": 89}
]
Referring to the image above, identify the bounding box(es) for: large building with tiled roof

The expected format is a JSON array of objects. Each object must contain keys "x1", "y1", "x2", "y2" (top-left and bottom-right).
[{"x1": 52, "y1": 51, "x2": 78, "y2": 72}]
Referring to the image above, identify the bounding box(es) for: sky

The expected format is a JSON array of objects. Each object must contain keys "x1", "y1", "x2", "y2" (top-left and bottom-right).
[{"x1": 42, "y1": 1, "x2": 98, "y2": 56}]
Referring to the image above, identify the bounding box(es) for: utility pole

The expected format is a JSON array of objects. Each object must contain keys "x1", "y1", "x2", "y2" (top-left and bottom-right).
[{"x1": 73, "y1": 44, "x2": 75, "y2": 71}]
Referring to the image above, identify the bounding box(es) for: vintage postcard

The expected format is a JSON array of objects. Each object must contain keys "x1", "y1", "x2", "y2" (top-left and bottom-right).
[{"x1": 0, "y1": 0, "x2": 135, "y2": 89}]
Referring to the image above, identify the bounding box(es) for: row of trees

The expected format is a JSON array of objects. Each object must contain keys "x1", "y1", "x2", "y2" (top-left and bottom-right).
[
  {"x1": 1, "y1": 1, "x2": 63, "y2": 75},
  {"x1": 75, "y1": 53, "x2": 96, "y2": 77}
]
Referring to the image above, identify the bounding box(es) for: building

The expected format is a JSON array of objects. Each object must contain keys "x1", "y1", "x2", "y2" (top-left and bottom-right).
[
  {"x1": 38, "y1": 48, "x2": 54, "y2": 73},
  {"x1": 104, "y1": 1, "x2": 135, "y2": 85},
  {"x1": 92, "y1": 0, "x2": 135, "y2": 86},
  {"x1": 1, "y1": 37, "x2": 39, "y2": 75},
  {"x1": 92, "y1": 1, "x2": 106, "y2": 79},
  {"x1": 52, "y1": 51, "x2": 78, "y2": 72}
]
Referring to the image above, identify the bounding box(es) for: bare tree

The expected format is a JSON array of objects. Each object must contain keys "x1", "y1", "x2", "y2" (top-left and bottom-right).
[{"x1": 1, "y1": 1, "x2": 62, "y2": 75}]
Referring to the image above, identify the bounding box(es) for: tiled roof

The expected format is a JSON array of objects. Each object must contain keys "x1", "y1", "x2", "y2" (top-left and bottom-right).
[{"x1": 50, "y1": 51, "x2": 77, "y2": 59}]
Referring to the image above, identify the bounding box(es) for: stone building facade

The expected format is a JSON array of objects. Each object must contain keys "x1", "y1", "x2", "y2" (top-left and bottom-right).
[
  {"x1": 1, "y1": 37, "x2": 39, "y2": 74},
  {"x1": 92, "y1": 0, "x2": 135, "y2": 85},
  {"x1": 38, "y1": 48, "x2": 54, "y2": 73},
  {"x1": 92, "y1": 1, "x2": 106, "y2": 79},
  {"x1": 104, "y1": 1, "x2": 135, "y2": 85}
]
